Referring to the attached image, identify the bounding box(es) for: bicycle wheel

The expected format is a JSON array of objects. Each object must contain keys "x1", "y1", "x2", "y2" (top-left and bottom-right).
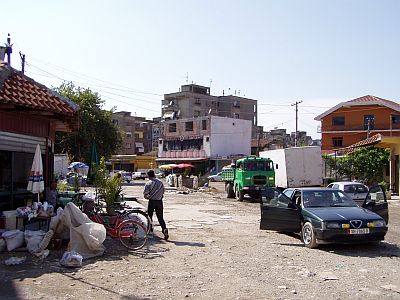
[
  {"x1": 117, "y1": 219, "x2": 148, "y2": 250},
  {"x1": 126, "y1": 209, "x2": 152, "y2": 234}
]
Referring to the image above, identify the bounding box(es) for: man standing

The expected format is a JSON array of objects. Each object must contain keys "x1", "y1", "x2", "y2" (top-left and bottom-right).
[{"x1": 143, "y1": 170, "x2": 169, "y2": 240}]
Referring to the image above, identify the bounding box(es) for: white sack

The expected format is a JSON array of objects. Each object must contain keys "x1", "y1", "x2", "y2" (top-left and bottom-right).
[
  {"x1": 24, "y1": 230, "x2": 46, "y2": 253},
  {"x1": 53, "y1": 202, "x2": 106, "y2": 259},
  {"x1": 3, "y1": 230, "x2": 24, "y2": 251}
]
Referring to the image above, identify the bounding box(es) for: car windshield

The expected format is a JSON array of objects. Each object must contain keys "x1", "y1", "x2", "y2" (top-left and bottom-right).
[
  {"x1": 244, "y1": 161, "x2": 273, "y2": 171},
  {"x1": 303, "y1": 190, "x2": 358, "y2": 208}
]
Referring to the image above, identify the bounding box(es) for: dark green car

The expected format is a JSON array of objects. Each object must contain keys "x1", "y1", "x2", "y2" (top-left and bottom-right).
[{"x1": 260, "y1": 186, "x2": 388, "y2": 248}]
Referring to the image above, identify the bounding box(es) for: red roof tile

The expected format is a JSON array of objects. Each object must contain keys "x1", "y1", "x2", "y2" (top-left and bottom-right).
[{"x1": 0, "y1": 61, "x2": 78, "y2": 115}]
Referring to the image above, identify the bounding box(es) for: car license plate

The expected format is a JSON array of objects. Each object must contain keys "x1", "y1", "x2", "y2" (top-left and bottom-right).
[{"x1": 349, "y1": 228, "x2": 369, "y2": 234}]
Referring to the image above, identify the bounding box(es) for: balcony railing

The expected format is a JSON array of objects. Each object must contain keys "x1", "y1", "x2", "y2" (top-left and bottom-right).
[{"x1": 321, "y1": 123, "x2": 400, "y2": 132}]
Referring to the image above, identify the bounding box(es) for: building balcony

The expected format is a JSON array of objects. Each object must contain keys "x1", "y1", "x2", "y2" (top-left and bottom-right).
[{"x1": 159, "y1": 149, "x2": 207, "y2": 158}]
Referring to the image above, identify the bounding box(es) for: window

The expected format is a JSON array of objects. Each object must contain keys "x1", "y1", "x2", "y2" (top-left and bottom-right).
[
  {"x1": 169, "y1": 123, "x2": 176, "y2": 132},
  {"x1": 364, "y1": 115, "x2": 374, "y2": 130},
  {"x1": 234, "y1": 113, "x2": 240, "y2": 119},
  {"x1": 392, "y1": 115, "x2": 400, "y2": 124},
  {"x1": 206, "y1": 136, "x2": 210, "y2": 142},
  {"x1": 202, "y1": 120, "x2": 207, "y2": 130},
  {"x1": 185, "y1": 121, "x2": 193, "y2": 131},
  {"x1": 126, "y1": 132, "x2": 132, "y2": 138},
  {"x1": 332, "y1": 116, "x2": 345, "y2": 126},
  {"x1": 194, "y1": 110, "x2": 201, "y2": 117},
  {"x1": 332, "y1": 137, "x2": 343, "y2": 147}
]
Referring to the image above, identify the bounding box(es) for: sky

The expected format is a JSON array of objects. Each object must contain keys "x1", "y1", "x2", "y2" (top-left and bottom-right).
[{"x1": 2, "y1": 0, "x2": 400, "y2": 139}]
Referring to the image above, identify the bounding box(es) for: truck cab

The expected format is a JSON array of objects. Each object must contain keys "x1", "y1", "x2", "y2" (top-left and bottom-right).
[{"x1": 223, "y1": 157, "x2": 275, "y2": 201}]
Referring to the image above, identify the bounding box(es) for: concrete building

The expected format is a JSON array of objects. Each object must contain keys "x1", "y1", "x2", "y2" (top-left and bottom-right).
[
  {"x1": 157, "y1": 115, "x2": 252, "y2": 173},
  {"x1": 162, "y1": 84, "x2": 259, "y2": 138},
  {"x1": 112, "y1": 112, "x2": 156, "y2": 155}
]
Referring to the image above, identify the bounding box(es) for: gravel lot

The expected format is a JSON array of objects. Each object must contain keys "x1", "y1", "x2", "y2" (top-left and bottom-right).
[{"x1": 1, "y1": 180, "x2": 399, "y2": 300}]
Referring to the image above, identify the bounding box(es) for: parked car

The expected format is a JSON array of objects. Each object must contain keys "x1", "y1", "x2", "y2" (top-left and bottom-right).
[
  {"x1": 327, "y1": 181, "x2": 369, "y2": 205},
  {"x1": 118, "y1": 171, "x2": 132, "y2": 183},
  {"x1": 133, "y1": 171, "x2": 147, "y2": 180},
  {"x1": 208, "y1": 172, "x2": 223, "y2": 182},
  {"x1": 260, "y1": 186, "x2": 388, "y2": 248}
]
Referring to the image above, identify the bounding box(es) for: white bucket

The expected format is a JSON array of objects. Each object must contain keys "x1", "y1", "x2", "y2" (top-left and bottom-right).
[{"x1": 3, "y1": 210, "x2": 18, "y2": 231}]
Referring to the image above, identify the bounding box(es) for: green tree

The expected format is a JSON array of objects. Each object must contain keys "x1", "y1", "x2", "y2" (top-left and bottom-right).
[
  {"x1": 54, "y1": 82, "x2": 122, "y2": 163},
  {"x1": 337, "y1": 146, "x2": 389, "y2": 185}
]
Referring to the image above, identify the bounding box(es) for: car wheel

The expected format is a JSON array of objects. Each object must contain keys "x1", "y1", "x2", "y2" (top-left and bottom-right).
[
  {"x1": 302, "y1": 222, "x2": 318, "y2": 249},
  {"x1": 235, "y1": 187, "x2": 244, "y2": 201}
]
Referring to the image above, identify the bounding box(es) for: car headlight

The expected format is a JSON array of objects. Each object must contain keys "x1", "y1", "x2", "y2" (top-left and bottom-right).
[
  {"x1": 325, "y1": 222, "x2": 341, "y2": 229},
  {"x1": 367, "y1": 220, "x2": 385, "y2": 228},
  {"x1": 268, "y1": 177, "x2": 274, "y2": 181},
  {"x1": 245, "y1": 177, "x2": 251, "y2": 180}
]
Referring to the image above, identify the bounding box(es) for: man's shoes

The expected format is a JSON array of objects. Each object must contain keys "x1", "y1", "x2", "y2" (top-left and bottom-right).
[{"x1": 163, "y1": 229, "x2": 169, "y2": 241}]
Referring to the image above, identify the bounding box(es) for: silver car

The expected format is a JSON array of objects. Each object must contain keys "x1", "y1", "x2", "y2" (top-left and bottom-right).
[{"x1": 327, "y1": 181, "x2": 369, "y2": 205}]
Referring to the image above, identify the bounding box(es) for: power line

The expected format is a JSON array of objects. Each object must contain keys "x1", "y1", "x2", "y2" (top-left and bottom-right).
[{"x1": 27, "y1": 55, "x2": 163, "y2": 97}]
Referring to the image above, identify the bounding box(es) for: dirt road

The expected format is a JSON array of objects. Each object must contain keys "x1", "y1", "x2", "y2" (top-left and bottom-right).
[{"x1": 1, "y1": 181, "x2": 399, "y2": 299}]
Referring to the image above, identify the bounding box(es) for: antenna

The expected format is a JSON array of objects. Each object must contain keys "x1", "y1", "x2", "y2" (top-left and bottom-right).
[
  {"x1": 209, "y1": 79, "x2": 212, "y2": 93},
  {"x1": 5, "y1": 33, "x2": 12, "y2": 65},
  {"x1": 19, "y1": 51, "x2": 25, "y2": 75},
  {"x1": 185, "y1": 72, "x2": 189, "y2": 84}
]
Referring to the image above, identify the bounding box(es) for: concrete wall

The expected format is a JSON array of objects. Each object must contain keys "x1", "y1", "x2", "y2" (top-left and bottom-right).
[{"x1": 209, "y1": 116, "x2": 251, "y2": 157}]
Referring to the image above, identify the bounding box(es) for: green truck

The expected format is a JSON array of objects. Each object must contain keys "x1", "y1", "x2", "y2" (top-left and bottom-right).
[{"x1": 222, "y1": 156, "x2": 275, "y2": 201}]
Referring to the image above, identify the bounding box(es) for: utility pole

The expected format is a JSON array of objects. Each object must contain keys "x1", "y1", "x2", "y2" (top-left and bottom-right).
[
  {"x1": 367, "y1": 118, "x2": 371, "y2": 138},
  {"x1": 291, "y1": 100, "x2": 303, "y2": 147}
]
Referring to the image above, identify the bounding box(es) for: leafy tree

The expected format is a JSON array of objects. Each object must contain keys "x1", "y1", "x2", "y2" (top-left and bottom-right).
[
  {"x1": 55, "y1": 82, "x2": 122, "y2": 163},
  {"x1": 324, "y1": 146, "x2": 389, "y2": 186}
]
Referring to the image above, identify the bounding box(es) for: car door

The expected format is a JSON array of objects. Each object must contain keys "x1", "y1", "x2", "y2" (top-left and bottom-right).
[
  {"x1": 260, "y1": 188, "x2": 301, "y2": 232},
  {"x1": 362, "y1": 185, "x2": 389, "y2": 224}
]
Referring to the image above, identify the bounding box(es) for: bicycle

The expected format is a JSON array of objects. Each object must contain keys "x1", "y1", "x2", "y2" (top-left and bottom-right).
[{"x1": 83, "y1": 199, "x2": 148, "y2": 250}]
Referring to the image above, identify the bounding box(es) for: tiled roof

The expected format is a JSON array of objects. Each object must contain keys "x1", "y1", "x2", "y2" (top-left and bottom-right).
[
  {"x1": 0, "y1": 61, "x2": 78, "y2": 115},
  {"x1": 340, "y1": 134, "x2": 382, "y2": 155},
  {"x1": 315, "y1": 95, "x2": 400, "y2": 121},
  {"x1": 347, "y1": 95, "x2": 400, "y2": 109}
]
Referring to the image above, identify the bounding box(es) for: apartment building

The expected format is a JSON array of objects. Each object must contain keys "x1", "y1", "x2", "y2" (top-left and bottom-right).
[
  {"x1": 162, "y1": 84, "x2": 259, "y2": 138},
  {"x1": 112, "y1": 112, "x2": 155, "y2": 155}
]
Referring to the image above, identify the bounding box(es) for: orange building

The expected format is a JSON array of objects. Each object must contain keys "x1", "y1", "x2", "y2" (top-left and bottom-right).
[{"x1": 315, "y1": 95, "x2": 400, "y2": 153}]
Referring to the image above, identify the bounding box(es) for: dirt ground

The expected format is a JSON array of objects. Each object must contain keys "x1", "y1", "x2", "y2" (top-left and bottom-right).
[{"x1": 1, "y1": 181, "x2": 400, "y2": 300}]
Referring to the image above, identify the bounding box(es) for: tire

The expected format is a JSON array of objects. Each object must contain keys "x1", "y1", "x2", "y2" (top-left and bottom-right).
[
  {"x1": 118, "y1": 219, "x2": 148, "y2": 250},
  {"x1": 226, "y1": 183, "x2": 234, "y2": 198},
  {"x1": 302, "y1": 222, "x2": 318, "y2": 249},
  {"x1": 235, "y1": 187, "x2": 244, "y2": 201},
  {"x1": 126, "y1": 209, "x2": 152, "y2": 234}
]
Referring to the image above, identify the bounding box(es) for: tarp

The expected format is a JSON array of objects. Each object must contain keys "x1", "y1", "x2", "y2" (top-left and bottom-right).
[
  {"x1": 49, "y1": 202, "x2": 106, "y2": 259},
  {"x1": 27, "y1": 144, "x2": 44, "y2": 196}
]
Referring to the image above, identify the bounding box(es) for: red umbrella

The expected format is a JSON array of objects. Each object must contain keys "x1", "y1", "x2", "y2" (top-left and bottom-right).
[{"x1": 177, "y1": 163, "x2": 195, "y2": 168}]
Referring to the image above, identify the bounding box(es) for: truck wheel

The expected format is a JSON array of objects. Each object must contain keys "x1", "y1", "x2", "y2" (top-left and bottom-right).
[
  {"x1": 226, "y1": 183, "x2": 234, "y2": 198},
  {"x1": 235, "y1": 188, "x2": 244, "y2": 201}
]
